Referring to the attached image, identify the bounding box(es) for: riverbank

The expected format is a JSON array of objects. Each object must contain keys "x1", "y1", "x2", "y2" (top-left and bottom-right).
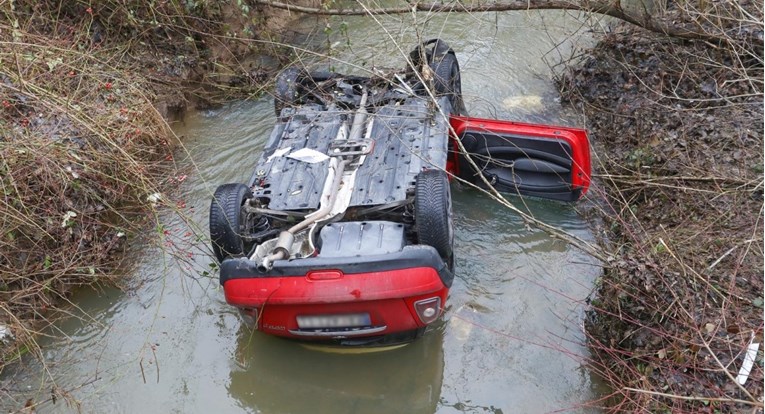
[
  {"x1": 559, "y1": 22, "x2": 763, "y2": 412},
  {"x1": 0, "y1": 1, "x2": 303, "y2": 367}
]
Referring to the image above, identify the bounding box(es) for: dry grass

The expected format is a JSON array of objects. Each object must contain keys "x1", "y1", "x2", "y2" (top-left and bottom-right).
[
  {"x1": 0, "y1": 0, "x2": 284, "y2": 366},
  {"x1": 0, "y1": 23, "x2": 173, "y2": 365}
]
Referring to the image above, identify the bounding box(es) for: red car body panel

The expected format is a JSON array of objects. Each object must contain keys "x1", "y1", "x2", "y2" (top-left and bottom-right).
[
  {"x1": 223, "y1": 267, "x2": 448, "y2": 338},
  {"x1": 224, "y1": 267, "x2": 446, "y2": 306}
]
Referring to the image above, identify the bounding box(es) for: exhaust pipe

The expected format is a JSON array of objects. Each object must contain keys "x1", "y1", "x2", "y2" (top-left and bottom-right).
[
  {"x1": 261, "y1": 159, "x2": 348, "y2": 270},
  {"x1": 260, "y1": 89, "x2": 368, "y2": 271}
]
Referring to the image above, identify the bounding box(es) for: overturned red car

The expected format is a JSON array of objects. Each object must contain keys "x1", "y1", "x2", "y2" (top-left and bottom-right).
[{"x1": 210, "y1": 40, "x2": 591, "y2": 347}]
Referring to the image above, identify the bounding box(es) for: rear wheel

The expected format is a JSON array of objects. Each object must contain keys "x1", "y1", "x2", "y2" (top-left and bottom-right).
[
  {"x1": 210, "y1": 183, "x2": 252, "y2": 262},
  {"x1": 415, "y1": 169, "x2": 454, "y2": 261}
]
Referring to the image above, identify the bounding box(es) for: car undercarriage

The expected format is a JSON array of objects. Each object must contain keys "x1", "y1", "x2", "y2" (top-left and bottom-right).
[{"x1": 209, "y1": 39, "x2": 590, "y2": 346}]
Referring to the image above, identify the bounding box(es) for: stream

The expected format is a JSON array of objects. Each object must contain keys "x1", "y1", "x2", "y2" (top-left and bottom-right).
[{"x1": 2, "y1": 10, "x2": 605, "y2": 414}]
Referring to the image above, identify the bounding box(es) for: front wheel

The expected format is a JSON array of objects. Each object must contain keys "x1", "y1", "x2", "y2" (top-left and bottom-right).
[
  {"x1": 415, "y1": 169, "x2": 454, "y2": 261},
  {"x1": 209, "y1": 183, "x2": 252, "y2": 262},
  {"x1": 273, "y1": 66, "x2": 307, "y2": 116},
  {"x1": 410, "y1": 39, "x2": 466, "y2": 115},
  {"x1": 428, "y1": 52, "x2": 464, "y2": 114}
]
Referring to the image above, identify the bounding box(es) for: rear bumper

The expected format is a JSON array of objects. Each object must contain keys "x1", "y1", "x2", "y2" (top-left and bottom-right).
[{"x1": 220, "y1": 245, "x2": 452, "y2": 343}]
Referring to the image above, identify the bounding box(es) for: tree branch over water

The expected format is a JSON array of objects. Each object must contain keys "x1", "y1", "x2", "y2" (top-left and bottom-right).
[{"x1": 253, "y1": 0, "x2": 762, "y2": 55}]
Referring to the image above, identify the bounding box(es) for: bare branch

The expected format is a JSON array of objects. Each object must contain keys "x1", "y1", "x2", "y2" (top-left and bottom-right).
[
  {"x1": 623, "y1": 387, "x2": 763, "y2": 407},
  {"x1": 252, "y1": 0, "x2": 738, "y2": 44}
]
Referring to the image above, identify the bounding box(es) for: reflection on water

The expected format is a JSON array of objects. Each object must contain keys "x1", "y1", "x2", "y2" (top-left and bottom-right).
[
  {"x1": 1, "y1": 9, "x2": 605, "y2": 414},
  {"x1": 229, "y1": 326, "x2": 444, "y2": 414}
]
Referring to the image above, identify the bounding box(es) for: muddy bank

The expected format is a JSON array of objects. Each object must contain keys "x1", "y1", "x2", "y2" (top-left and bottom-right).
[
  {"x1": 559, "y1": 21, "x2": 763, "y2": 412},
  {"x1": 0, "y1": 1, "x2": 313, "y2": 366}
]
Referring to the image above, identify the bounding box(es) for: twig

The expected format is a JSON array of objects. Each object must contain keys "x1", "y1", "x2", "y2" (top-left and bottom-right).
[
  {"x1": 623, "y1": 387, "x2": 763, "y2": 407},
  {"x1": 697, "y1": 330, "x2": 758, "y2": 402},
  {"x1": 151, "y1": 346, "x2": 160, "y2": 384},
  {"x1": 139, "y1": 358, "x2": 146, "y2": 384}
]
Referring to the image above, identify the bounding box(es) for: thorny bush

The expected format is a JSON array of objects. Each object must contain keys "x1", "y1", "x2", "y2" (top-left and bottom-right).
[{"x1": 558, "y1": 0, "x2": 764, "y2": 410}]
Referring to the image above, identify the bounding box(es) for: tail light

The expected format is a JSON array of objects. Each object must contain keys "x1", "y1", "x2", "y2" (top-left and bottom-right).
[{"x1": 413, "y1": 297, "x2": 441, "y2": 324}]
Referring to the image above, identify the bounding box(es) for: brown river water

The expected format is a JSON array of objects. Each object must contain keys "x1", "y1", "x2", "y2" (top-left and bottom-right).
[{"x1": 2, "y1": 10, "x2": 607, "y2": 413}]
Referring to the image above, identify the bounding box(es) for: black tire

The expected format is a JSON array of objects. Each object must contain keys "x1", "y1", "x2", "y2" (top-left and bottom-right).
[
  {"x1": 415, "y1": 169, "x2": 454, "y2": 260},
  {"x1": 274, "y1": 66, "x2": 306, "y2": 116},
  {"x1": 428, "y1": 52, "x2": 465, "y2": 115},
  {"x1": 210, "y1": 183, "x2": 251, "y2": 262}
]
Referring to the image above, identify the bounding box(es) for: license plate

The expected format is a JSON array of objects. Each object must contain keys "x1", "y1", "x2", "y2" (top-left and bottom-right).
[{"x1": 296, "y1": 313, "x2": 371, "y2": 329}]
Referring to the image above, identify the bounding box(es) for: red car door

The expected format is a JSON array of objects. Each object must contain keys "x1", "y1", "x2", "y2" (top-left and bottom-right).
[{"x1": 449, "y1": 116, "x2": 591, "y2": 202}]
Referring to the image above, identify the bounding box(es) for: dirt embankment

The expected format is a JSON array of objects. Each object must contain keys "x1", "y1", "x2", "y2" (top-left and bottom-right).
[
  {"x1": 0, "y1": 1, "x2": 315, "y2": 366},
  {"x1": 559, "y1": 19, "x2": 763, "y2": 413}
]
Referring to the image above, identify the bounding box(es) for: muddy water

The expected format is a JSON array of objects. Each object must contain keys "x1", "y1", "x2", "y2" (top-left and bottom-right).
[{"x1": 2, "y1": 11, "x2": 604, "y2": 414}]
